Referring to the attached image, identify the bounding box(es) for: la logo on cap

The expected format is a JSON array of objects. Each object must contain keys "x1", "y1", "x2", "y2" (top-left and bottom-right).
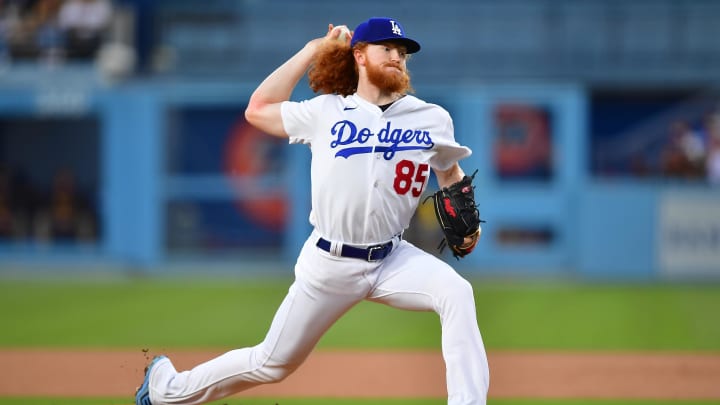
[{"x1": 390, "y1": 20, "x2": 402, "y2": 36}]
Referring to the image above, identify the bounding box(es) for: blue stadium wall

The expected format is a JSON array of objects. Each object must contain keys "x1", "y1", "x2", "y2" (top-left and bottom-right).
[{"x1": 1, "y1": 72, "x2": 718, "y2": 280}]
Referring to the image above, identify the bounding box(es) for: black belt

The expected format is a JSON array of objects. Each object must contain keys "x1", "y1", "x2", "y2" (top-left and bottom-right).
[{"x1": 316, "y1": 237, "x2": 394, "y2": 262}]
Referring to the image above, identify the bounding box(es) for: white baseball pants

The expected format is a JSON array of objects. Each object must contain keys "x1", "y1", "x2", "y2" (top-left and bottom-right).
[{"x1": 148, "y1": 231, "x2": 489, "y2": 404}]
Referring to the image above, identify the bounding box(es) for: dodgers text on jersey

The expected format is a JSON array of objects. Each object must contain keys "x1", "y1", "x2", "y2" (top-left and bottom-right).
[{"x1": 330, "y1": 120, "x2": 434, "y2": 160}]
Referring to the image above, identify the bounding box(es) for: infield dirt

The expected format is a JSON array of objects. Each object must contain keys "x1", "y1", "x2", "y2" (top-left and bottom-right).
[{"x1": 1, "y1": 349, "x2": 719, "y2": 400}]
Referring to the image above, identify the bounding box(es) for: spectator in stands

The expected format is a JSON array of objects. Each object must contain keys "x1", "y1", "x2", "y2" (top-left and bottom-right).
[
  {"x1": 34, "y1": 0, "x2": 64, "y2": 64},
  {"x1": 0, "y1": 0, "x2": 10, "y2": 63},
  {"x1": 57, "y1": 0, "x2": 112, "y2": 60},
  {"x1": 704, "y1": 110, "x2": 720, "y2": 185},
  {"x1": 33, "y1": 167, "x2": 96, "y2": 243},
  {"x1": 2, "y1": 0, "x2": 38, "y2": 59},
  {"x1": 2, "y1": 0, "x2": 64, "y2": 61},
  {"x1": 660, "y1": 119, "x2": 706, "y2": 179}
]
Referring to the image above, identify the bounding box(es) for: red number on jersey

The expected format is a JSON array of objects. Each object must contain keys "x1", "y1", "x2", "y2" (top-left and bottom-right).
[{"x1": 393, "y1": 160, "x2": 429, "y2": 197}]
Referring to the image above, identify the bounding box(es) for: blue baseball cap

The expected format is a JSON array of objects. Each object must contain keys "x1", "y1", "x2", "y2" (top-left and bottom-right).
[{"x1": 351, "y1": 17, "x2": 421, "y2": 54}]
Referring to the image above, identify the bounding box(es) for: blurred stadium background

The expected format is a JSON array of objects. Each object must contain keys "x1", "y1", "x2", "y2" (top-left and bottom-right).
[
  {"x1": 1, "y1": 1, "x2": 720, "y2": 404},
  {"x1": 1, "y1": 0, "x2": 719, "y2": 280}
]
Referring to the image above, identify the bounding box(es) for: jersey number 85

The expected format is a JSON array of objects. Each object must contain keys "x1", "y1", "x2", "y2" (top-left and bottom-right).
[{"x1": 394, "y1": 160, "x2": 429, "y2": 197}]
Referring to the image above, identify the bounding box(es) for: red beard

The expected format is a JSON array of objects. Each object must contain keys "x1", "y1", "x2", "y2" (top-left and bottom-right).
[{"x1": 366, "y1": 61, "x2": 411, "y2": 94}]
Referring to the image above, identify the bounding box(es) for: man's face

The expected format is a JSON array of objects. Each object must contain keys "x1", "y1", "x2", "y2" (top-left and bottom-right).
[{"x1": 363, "y1": 42, "x2": 411, "y2": 94}]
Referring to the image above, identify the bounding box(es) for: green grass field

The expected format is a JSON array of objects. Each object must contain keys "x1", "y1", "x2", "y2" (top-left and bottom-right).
[
  {"x1": 2, "y1": 277, "x2": 719, "y2": 350},
  {"x1": 1, "y1": 276, "x2": 719, "y2": 404}
]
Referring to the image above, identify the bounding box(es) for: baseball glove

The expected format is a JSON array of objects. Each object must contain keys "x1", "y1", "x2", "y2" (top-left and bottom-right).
[{"x1": 425, "y1": 170, "x2": 484, "y2": 259}]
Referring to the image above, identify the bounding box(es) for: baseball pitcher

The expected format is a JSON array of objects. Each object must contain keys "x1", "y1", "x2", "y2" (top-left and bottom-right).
[{"x1": 136, "y1": 16, "x2": 488, "y2": 405}]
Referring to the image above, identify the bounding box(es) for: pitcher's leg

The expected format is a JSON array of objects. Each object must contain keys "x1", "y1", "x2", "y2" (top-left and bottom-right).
[
  {"x1": 368, "y1": 241, "x2": 489, "y2": 405},
  {"x1": 149, "y1": 278, "x2": 361, "y2": 405}
]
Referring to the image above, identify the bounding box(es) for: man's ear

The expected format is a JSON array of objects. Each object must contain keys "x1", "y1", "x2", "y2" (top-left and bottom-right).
[{"x1": 353, "y1": 48, "x2": 366, "y2": 66}]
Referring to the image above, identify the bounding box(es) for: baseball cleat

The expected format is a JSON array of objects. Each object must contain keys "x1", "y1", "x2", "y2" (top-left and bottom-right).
[{"x1": 135, "y1": 355, "x2": 167, "y2": 405}]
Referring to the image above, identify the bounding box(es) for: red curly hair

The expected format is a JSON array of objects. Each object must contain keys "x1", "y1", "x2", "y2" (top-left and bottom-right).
[{"x1": 308, "y1": 41, "x2": 362, "y2": 96}]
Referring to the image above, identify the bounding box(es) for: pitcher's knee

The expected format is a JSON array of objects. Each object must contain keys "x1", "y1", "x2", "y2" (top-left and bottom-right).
[
  {"x1": 260, "y1": 366, "x2": 293, "y2": 383},
  {"x1": 255, "y1": 360, "x2": 301, "y2": 384},
  {"x1": 443, "y1": 277, "x2": 475, "y2": 306}
]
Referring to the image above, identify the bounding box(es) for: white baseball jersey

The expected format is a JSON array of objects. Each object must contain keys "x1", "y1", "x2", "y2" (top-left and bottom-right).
[
  {"x1": 144, "y1": 93, "x2": 489, "y2": 405},
  {"x1": 281, "y1": 93, "x2": 471, "y2": 245}
]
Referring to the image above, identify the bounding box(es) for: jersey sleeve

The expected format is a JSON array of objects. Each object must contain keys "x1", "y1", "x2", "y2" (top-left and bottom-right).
[
  {"x1": 280, "y1": 96, "x2": 326, "y2": 145},
  {"x1": 429, "y1": 113, "x2": 472, "y2": 171}
]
